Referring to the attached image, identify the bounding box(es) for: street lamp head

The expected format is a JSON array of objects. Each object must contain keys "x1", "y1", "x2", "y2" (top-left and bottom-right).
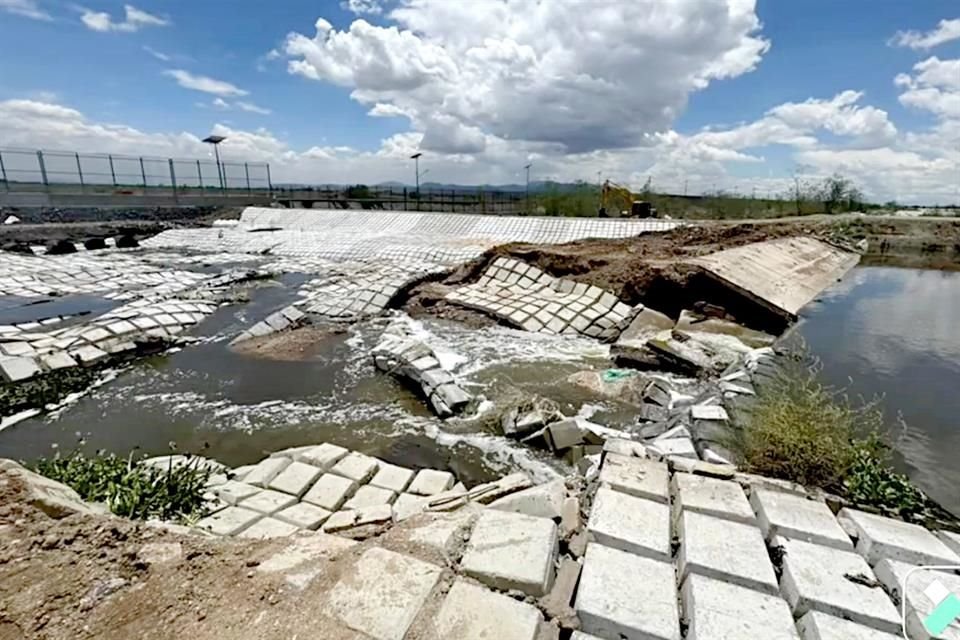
[
  {"x1": 203, "y1": 135, "x2": 227, "y2": 145},
  {"x1": 410, "y1": 152, "x2": 422, "y2": 159},
  {"x1": 524, "y1": 163, "x2": 532, "y2": 170}
]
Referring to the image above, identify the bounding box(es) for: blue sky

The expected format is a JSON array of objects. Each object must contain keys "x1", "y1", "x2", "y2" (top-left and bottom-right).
[{"x1": 0, "y1": 0, "x2": 958, "y2": 202}]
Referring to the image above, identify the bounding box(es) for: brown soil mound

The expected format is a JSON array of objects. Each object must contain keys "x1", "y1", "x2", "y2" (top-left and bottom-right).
[{"x1": 228, "y1": 326, "x2": 345, "y2": 361}]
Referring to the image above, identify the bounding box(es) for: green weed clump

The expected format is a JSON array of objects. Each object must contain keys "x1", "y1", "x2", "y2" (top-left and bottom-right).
[
  {"x1": 32, "y1": 445, "x2": 213, "y2": 522},
  {"x1": 730, "y1": 358, "x2": 926, "y2": 516}
]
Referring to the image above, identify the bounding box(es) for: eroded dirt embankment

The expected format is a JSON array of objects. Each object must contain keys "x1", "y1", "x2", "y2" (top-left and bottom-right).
[{"x1": 401, "y1": 215, "x2": 960, "y2": 332}]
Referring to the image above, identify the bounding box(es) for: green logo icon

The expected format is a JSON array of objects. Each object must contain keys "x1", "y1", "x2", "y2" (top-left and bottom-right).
[{"x1": 923, "y1": 580, "x2": 960, "y2": 636}]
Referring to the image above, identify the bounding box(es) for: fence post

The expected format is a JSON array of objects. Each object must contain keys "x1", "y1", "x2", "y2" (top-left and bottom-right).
[
  {"x1": 37, "y1": 151, "x2": 49, "y2": 186},
  {"x1": 169, "y1": 159, "x2": 178, "y2": 203},
  {"x1": 266, "y1": 164, "x2": 273, "y2": 191},
  {"x1": 0, "y1": 150, "x2": 7, "y2": 191},
  {"x1": 244, "y1": 163, "x2": 251, "y2": 192},
  {"x1": 139, "y1": 157, "x2": 147, "y2": 187},
  {"x1": 108, "y1": 154, "x2": 117, "y2": 186},
  {"x1": 403, "y1": 187, "x2": 408, "y2": 211},
  {"x1": 75, "y1": 153, "x2": 84, "y2": 187},
  {"x1": 197, "y1": 160, "x2": 203, "y2": 190}
]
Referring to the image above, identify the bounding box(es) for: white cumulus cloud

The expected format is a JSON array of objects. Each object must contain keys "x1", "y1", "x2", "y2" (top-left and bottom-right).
[
  {"x1": 890, "y1": 18, "x2": 960, "y2": 50},
  {"x1": 163, "y1": 69, "x2": 249, "y2": 97},
  {"x1": 80, "y1": 4, "x2": 169, "y2": 33},
  {"x1": 897, "y1": 57, "x2": 960, "y2": 119},
  {"x1": 0, "y1": 0, "x2": 51, "y2": 20},
  {"x1": 284, "y1": 0, "x2": 770, "y2": 153},
  {"x1": 341, "y1": 0, "x2": 383, "y2": 15}
]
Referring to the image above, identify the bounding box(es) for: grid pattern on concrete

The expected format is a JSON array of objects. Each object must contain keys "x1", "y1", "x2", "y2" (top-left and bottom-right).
[
  {"x1": 197, "y1": 444, "x2": 535, "y2": 540},
  {"x1": 446, "y1": 257, "x2": 637, "y2": 339},
  {"x1": 574, "y1": 449, "x2": 960, "y2": 639}
]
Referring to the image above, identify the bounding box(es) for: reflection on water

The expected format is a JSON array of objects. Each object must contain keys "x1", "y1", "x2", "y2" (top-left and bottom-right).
[{"x1": 798, "y1": 266, "x2": 960, "y2": 515}]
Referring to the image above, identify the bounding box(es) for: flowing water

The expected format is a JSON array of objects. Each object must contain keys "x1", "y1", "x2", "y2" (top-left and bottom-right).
[
  {"x1": 2, "y1": 264, "x2": 956, "y2": 514},
  {"x1": 798, "y1": 266, "x2": 960, "y2": 515},
  {"x1": 0, "y1": 275, "x2": 626, "y2": 485}
]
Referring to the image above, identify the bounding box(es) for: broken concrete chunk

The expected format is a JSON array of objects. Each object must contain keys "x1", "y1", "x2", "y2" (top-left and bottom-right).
[
  {"x1": 489, "y1": 480, "x2": 566, "y2": 520},
  {"x1": 0, "y1": 356, "x2": 41, "y2": 382},
  {"x1": 675, "y1": 309, "x2": 776, "y2": 349}
]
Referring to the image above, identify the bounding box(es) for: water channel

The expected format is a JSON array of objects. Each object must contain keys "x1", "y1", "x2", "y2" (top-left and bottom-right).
[{"x1": 0, "y1": 264, "x2": 956, "y2": 515}]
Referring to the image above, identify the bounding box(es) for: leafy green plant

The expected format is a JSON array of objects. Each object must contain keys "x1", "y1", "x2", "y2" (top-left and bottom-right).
[
  {"x1": 844, "y1": 444, "x2": 925, "y2": 516},
  {"x1": 32, "y1": 443, "x2": 213, "y2": 522}
]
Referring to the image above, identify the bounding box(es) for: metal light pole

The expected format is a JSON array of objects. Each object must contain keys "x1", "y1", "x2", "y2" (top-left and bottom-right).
[
  {"x1": 410, "y1": 152, "x2": 423, "y2": 210},
  {"x1": 203, "y1": 135, "x2": 227, "y2": 190},
  {"x1": 524, "y1": 163, "x2": 532, "y2": 215}
]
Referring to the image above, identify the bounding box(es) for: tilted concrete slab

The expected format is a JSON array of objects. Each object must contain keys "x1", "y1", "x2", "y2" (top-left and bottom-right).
[
  {"x1": 461, "y1": 509, "x2": 558, "y2": 596},
  {"x1": 678, "y1": 510, "x2": 778, "y2": 595},
  {"x1": 796, "y1": 611, "x2": 902, "y2": 640},
  {"x1": 688, "y1": 237, "x2": 860, "y2": 317},
  {"x1": 433, "y1": 580, "x2": 542, "y2": 640},
  {"x1": 839, "y1": 507, "x2": 960, "y2": 567},
  {"x1": 775, "y1": 535, "x2": 900, "y2": 634},
  {"x1": 598, "y1": 452, "x2": 670, "y2": 503},
  {"x1": 750, "y1": 488, "x2": 852, "y2": 550},
  {"x1": 682, "y1": 574, "x2": 799, "y2": 640},
  {"x1": 575, "y1": 543, "x2": 680, "y2": 640},
  {"x1": 326, "y1": 547, "x2": 442, "y2": 640},
  {"x1": 587, "y1": 486, "x2": 671, "y2": 561},
  {"x1": 671, "y1": 472, "x2": 756, "y2": 525}
]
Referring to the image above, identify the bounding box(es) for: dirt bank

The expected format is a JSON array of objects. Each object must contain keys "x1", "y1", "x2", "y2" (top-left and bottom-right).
[
  {"x1": 400, "y1": 215, "x2": 960, "y2": 333},
  {"x1": 228, "y1": 326, "x2": 347, "y2": 361}
]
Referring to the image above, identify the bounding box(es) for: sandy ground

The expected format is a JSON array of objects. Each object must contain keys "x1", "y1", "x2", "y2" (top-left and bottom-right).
[{"x1": 228, "y1": 326, "x2": 347, "y2": 361}]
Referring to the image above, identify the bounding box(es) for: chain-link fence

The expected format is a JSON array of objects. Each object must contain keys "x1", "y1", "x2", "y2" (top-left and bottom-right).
[{"x1": 0, "y1": 148, "x2": 271, "y2": 191}]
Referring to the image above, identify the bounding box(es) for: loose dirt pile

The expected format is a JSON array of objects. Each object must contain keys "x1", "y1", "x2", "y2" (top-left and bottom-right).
[
  {"x1": 0, "y1": 467, "x2": 365, "y2": 640},
  {"x1": 228, "y1": 326, "x2": 346, "y2": 361}
]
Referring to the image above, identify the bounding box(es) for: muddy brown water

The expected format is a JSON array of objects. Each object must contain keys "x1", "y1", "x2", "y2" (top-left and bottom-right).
[
  {"x1": 0, "y1": 274, "x2": 625, "y2": 486},
  {"x1": 3, "y1": 263, "x2": 956, "y2": 513},
  {"x1": 798, "y1": 266, "x2": 960, "y2": 515}
]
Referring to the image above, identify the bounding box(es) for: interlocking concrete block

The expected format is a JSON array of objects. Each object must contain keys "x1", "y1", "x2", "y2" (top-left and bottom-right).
[
  {"x1": 239, "y1": 489, "x2": 298, "y2": 515},
  {"x1": 796, "y1": 611, "x2": 901, "y2": 640},
  {"x1": 489, "y1": 479, "x2": 566, "y2": 520},
  {"x1": 195, "y1": 506, "x2": 262, "y2": 536},
  {"x1": 647, "y1": 437, "x2": 698, "y2": 459},
  {"x1": 243, "y1": 456, "x2": 292, "y2": 488},
  {"x1": 938, "y1": 529, "x2": 960, "y2": 556},
  {"x1": 434, "y1": 580, "x2": 542, "y2": 640},
  {"x1": 678, "y1": 511, "x2": 778, "y2": 595},
  {"x1": 575, "y1": 543, "x2": 680, "y2": 640},
  {"x1": 775, "y1": 536, "x2": 900, "y2": 634},
  {"x1": 839, "y1": 507, "x2": 960, "y2": 566},
  {"x1": 302, "y1": 473, "x2": 358, "y2": 511},
  {"x1": 369, "y1": 462, "x2": 415, "y2": 493},
  {"x1": 330, "y1": 452, "x2": 379, "y2": 484},
  {"x1": 682, "y1": 573, "x2": 799, "y2": 640},
  {"x1": 322, "y1": 504, "x2": 394, "y2": 533},
  {"x1": 571, "y1": 633, "x2": 603, "y2": 640},
  {"x1": 41, "y1": 352, "x2": 77, "y2": 371},
  {"x1": 273, "y1": 502, "x2": 331, "y2": 530},
  {"x1": 598, "y1": 453, "x2": 669, "y2": 503},
  {"x1": 70, "y1": 344, "x2": 108, "y2": 365},
  {"x1": 407, "y1": 469, "x2": 455, "y2": 496},
  {"x1": 213, "y1": 480, "x2": 260, "y2": 505},
  {"x1": 672, "y1": 472, "x2": 755, "y2": 525},
  {"x1": 267, "y1": 461, "x2": 324, "y2": 498},
  {"x1": 238, "y1": 517, "x2": 300, "y2": 540},
  {"x1": 406, "y1": 510, "x2": 479, "y2": 555},
  {"x1": 344, "y1": 484, "x2": 397, "y2": 509},
  {"x1": 0, "y1": 356, "x2": 40, "y2": 382},
  {"x1": 393, "y1": 492, "x2": 429, "y2": 521},
  {"x1": 587, "y1": 486, "x2": 670, "y2": 561},
  {"x1": 461, "y1": 509, "x2": 558, "y2": 596},
  {"x1": 294, "y1": 442, "x2": 348, "y2": 470},
  {"x1": 750, "y1": 488, "x2": 852, "y2": 550},
  {"x1": 874, "y1": 558, "x2": 960, "y2": 640},
  {"x1": 326, "y1": 547, "x2": 442, "y2": 640}
]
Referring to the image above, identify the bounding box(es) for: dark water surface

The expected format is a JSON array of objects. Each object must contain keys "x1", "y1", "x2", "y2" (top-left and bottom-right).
[{"x1": 798, "y1": 266, "x2": 960, "y2": 515}]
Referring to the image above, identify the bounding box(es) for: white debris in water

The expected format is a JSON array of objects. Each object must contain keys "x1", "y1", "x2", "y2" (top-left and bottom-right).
[{"x1": 0, "y1": 408, "x2": 42, "y2": 432}]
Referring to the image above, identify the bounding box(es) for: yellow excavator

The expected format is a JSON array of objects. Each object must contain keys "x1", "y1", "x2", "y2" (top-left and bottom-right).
[{"x1": 599, "y1": 180, "x2": 657, "y2": 218}]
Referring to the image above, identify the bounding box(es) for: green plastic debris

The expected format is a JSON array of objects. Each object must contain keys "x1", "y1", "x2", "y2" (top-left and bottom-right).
[{"x1": 602, "y1": 369, "x2": 638, "y2": 383}]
